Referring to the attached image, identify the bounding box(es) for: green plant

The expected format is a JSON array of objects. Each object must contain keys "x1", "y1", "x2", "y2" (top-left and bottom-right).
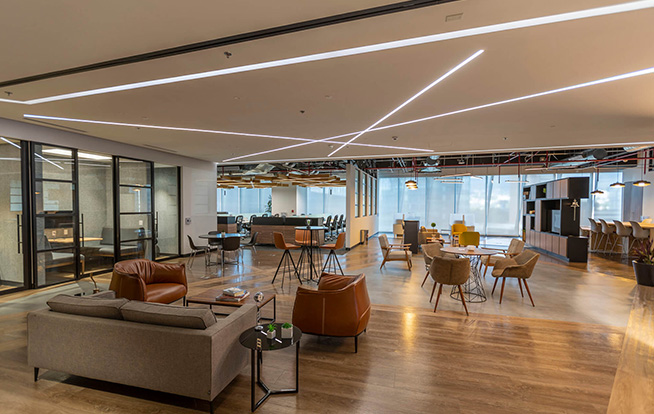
[
  {"x1": 633, "y1": 238, "x2": 654, "y2": 264},
  {"x1": 265, "y1": 195, "x2": 272, "y2": 214},
  {"x1": 282, "y1": 322, "x2": 292, "y2": 329},
  {"x1": 430, "y1": 222, "x2": 436, "y2": 229},
  {"x1": 267, "y1": 323, "x2": 276, "y2": 332}
]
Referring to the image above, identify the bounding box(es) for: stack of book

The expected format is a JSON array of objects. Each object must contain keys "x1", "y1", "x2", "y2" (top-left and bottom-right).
[{"x1": 216, "y1": 287, "x2": 249, "y2": 302}]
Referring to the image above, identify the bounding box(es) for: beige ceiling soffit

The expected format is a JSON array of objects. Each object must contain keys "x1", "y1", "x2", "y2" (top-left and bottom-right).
[{"x1": 6, "y1": 0, "x2": 653, "y2": 105}]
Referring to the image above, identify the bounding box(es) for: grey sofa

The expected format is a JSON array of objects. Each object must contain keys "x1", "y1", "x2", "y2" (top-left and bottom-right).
[{"x1": 27, "y1": 292, "x2": 256, "y2": 413}]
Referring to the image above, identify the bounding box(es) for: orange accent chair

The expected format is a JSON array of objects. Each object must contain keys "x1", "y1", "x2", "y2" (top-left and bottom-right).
[
  {"x1": 109, "y1": 259, "x2": 187, "y2": 304},
  {"x1": 321, "y1": 233, "x2": 346, "y2": 275},
  {"x1": 292, "y1": 273, "x2": 371, "y2": 353}
]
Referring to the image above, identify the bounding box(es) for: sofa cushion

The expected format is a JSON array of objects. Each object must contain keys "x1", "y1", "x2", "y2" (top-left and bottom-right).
[
  {"x1": 121, "y1": 301, "x2": 216, "y2": 329},
  {"x1": 47, "y1": 294, "x2": 128, "y2": 320}
]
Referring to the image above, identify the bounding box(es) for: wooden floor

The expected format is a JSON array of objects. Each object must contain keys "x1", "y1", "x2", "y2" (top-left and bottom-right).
[{"x1": 0, "y1": 237, "x2": 637, "y2": 413}]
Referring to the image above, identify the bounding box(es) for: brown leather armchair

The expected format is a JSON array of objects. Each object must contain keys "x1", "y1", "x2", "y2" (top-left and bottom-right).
[
  {"x1": 109, "y1": 259, "x2": 188, "y2": 304},
  {"x1": 292, "y1": 273, "x2": 371, "y2": 353}
]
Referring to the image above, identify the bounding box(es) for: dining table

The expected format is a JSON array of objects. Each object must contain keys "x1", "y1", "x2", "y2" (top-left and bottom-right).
[
  {"x1": 294, "y1": 226, "x2": 324, "y2": 282},
  {"x1": 441, "y1": 246, "x2": 497, "y2": 303},
  {"x1": 198, "y1": 233, "x2": 242, "y2": 266}
]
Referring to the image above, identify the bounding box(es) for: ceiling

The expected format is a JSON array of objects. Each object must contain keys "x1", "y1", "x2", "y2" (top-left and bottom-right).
[{"x1": 0, "y1": 0, "x2": 653, "y2": 164}]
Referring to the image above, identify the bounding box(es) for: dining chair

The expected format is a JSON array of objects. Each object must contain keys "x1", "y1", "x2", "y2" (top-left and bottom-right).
[
  {"x1": 272, "y1": 232, "x2": 302, "y2": 287},
  {"x1": 451, "y1": 223, "x2": 467, "y2": 245},
  {"x1": 321, "y1": 233, "x2": 346, "y2": 276},
  {"x1": 643, "y1": 218, "x2": 653, "y2": 224},
  {"x1": 630, "y1": 221, "x2": 650, "y2": 250},
  {"x1": 323, "y1": 215, "x2": 332, "y2": 238},
  {"x1": 421, "y1": 242, "x2": 444, "y2": 287},
  {"x1": 598, "y1": 219, "x2": 617, "y2": 253},
  {"x1": 429, "y1": 256, "x2": 471, "y2": 316},
  {"x1": 613, "y1": 221, "x2": 633, "y2": 256},
  {"x1": 186, "y1": 235, "x2": 209, "y2": 267},
  {"x1": 241, "y1": 231, "x2": 259, "y2": 255},
  {"x1": 482, "y1": 238, "x2": 525, "y2": 277},
  {"x1": 491, "y1": 250, "x2": 540, "y2": 306},
  {"x1": 379, "y1": 234, "x2": 412, "y2": 270},
  {"x1": 587, "y1": 218, "x2": 601, "y2": 252},
  {"x1": 218, "y1": 236, "x2": 241, "y2": 273}
]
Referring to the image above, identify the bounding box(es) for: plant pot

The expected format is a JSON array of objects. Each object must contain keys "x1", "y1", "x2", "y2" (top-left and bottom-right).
[
  {"x1": 281, "y1": 327, "x2": 293, "y2": 339},
  {"x1": 632, "y1": 261, "x2": 654, "y2": 286},
  {"x1": 266, "y1": 330, "x2": 276, "y2": 340}
]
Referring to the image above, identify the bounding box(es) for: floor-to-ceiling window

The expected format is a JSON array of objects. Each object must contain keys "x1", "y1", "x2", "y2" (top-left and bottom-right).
[
  {"x1": 154, "y1": 163, "x2": 180, "y2": 259},
  {"x1": 78, "y1": 150, "x2": 114, "y2": 275},
  {"x1": 33, "y1": 144, "x2": 79, "y2": 287},
  {"x1": 217, "y1": 187, "x2": 270, "y2": 216},
  {"x1": 117, "y1": 158, "x2": 153, "y2": 260},
  {"x1": 0, "y1": 138, "x2": 27, "y2": 293}
]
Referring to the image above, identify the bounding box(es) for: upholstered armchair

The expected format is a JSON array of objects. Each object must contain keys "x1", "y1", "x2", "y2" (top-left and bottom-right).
[
  {"x1": 379, "y1": 234, "x2": 412, "y2": 270},
  {"x1": 429, "y1": 256, "x2": 471, "y2": 315},
  {"x1": 491, "y1": 250, "x2": 540, "y2": 306},
  {"x1": 109, "y1": 259, "x2": 188, "y2": 304},
  {"x1": 421, "y1": 242, "x2": 452, "y2": 287},
  {"x1": 482, "y1": 238, "x2": 525, "y2": 277},
  {"x1": 292, "y1": 273, "x2": 371, "y2": 353}
]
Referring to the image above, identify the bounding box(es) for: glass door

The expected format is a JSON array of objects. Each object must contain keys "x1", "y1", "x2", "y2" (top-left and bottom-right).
[
  {"x1": 32, "y1": 144, "x2": 80, "y2": 288},
  {"x1": 116, "y1": 158, "x2": 153, "y2": 260},
  {"x1": 0, "y1": 137, "x2": 28, "y2": 293},
  {"x1": 154, "y1": 163, "x2": 180, "y2": 259}
]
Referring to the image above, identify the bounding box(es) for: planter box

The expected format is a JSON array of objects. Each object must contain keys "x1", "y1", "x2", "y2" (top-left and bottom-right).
[
  {"x1": 281, "y1": 327, "x2": 293, "y2": 339},
  {"x1": 633, "y1": 261, "x2": 654, "y2": 286},
  {"x1": 266, "y1": 330, "x2": 276, "y2": 340}
]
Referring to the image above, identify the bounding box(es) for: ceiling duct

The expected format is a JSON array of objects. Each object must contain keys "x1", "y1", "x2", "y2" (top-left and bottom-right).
[
  {"x1": 241, "y1": 163, "x2": 276, "y2": 175},
  {"x1": 549, "y1": 148, "x2": 608, "y2": 169}
]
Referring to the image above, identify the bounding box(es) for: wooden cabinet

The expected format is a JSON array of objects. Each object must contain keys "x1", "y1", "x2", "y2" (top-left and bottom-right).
[{"x1": 558, "y1": 235, "x2": 568, "y2": 256}]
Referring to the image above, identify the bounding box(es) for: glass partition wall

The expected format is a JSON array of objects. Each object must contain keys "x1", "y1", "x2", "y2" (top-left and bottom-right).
[{"x1": 0, "y1": 137, "x2": 181, "y2": 296}]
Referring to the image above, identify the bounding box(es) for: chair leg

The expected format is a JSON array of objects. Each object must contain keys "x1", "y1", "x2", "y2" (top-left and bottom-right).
[
  {"x1": 406, "y1": 251, "x2": 412, "y2": 270},
  {"x1": 483, "y1": 262, "x2": 489, "y2": 278},
  {"x1": 491, "y1": 277, "x2": 499, "y2": 295},
  {"x1": 458, "y1": 285, "x2": 469, "y2": 316},
  {"x1": 433, "y1": 284, "x2": 443, "y2": 312},
  {"x1": 523, "y1": 279, "x2": 535, "y2": 307},
  {"x1": 499, "y1": 277, "x2": 506, "y2": 304},
  {"x1": 272, "y1": 251, "x2": 286, "y2": 283},
  {"x1": 335, "y1": 254, "x2": 344, "y2": 275},
  {"x1": 354, "y1": 335, "x2": 358, "y2": 353},
  {"x1": 517, "y1": 279, "x2": 524, "y2": 297},
  {"x1": 430, "y1": 281, "x2": 438, "y2": 302},
  {"x1": 289, "y1": 251, "x2": 302, "y2": 285},
  {"x1": 421, "y1": 270, "x2": 430, "y2": 287},
  {"x1": 34, "y1": 367, "x2": 39, "y2": 382}
]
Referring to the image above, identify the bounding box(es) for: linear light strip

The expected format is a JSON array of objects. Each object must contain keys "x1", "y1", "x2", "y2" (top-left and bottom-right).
[
  {"x1": 0, "y1": 136, "x2": 64, "y2": 169},
  {"x1": 318, "y1": 65, "x2": 654, "y2": 141},
  {"x1": 21, "y1": 114, "x2": 431, "y2": 153},
  {"x1": 225, "y1": 50, "x2": 482, "y2": 162},
  {"x1": 328, "y1": 49, "x2": 484, "y2": 157},
  {"x1": 2, "y1": 1, "x2": 652, "y2": 105}
]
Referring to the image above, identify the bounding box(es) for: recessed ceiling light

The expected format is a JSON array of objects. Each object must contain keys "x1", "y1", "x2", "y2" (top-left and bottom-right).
[
  {"x1": 2, "y1": 1, "x2": 652, "y2": 105},
  {"x1": 328, "y1": 49, "x2": 484, "y2": 157}
]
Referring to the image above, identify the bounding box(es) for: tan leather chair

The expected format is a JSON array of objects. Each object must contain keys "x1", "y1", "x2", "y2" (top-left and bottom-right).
[
  {"x1": 429, "y1": 256, "x2": 471, "y2": 316},
  {"x1": 109, "y1": 259, "x2": 187, "y2": 304},
  {"x1": 321, "y1": 232, "x2": 346, "y2": 275},
  {"x1": 292, "y1": 273, "x2": 371, "y2": 353},
  {"x1": 482, "y1": 238, "x2": 525, "y2": 277},
  {"x1": 272, "y1": 232, "x2": 302, "y2": 287},
  {"x1": 379, "y1": 234, "x2": 412, "y2": 270},
  {"x1": 491, "y1": 250, "x2": 540, "y2": 306}
]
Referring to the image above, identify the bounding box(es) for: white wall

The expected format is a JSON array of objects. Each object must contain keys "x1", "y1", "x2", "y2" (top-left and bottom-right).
[
  {"x1": 0, "y1": 117, "x2": 217, "y2": 255},
  {"x1": 272, "y1": 186, "x2": 297, "y2": 215},
  {"x1": 623, "y1": 160, "x2": 654, "y2": 220},
  {"x1": 345, "y1": 164, "x2": 378, "y2": 249}
]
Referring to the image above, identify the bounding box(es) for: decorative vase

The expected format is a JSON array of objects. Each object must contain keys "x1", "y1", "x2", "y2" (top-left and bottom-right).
[
  {"x1": 632, "y1": 261, "x2": 654, "y2": 286},
  {"x1": 266, "y1": 330, "x2": 276, "y2": 340},
  {"x1": 281, "y1": 326, "x2": 293, "y2": 339}
]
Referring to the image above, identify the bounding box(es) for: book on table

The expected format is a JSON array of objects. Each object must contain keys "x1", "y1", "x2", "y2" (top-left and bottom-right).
[
  {"x1": 216, "y1": 291, "x2": 250, "y2": 302},
  {"x1": 222, "y1": 287, "x2": 247, "y2": 297}
]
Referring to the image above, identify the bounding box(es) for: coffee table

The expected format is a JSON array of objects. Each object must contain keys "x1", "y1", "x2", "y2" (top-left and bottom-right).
[
  {"x1": 239, "y1": 324, "x2": 302, "y2": 411},
  {"x1": 185, "y1": 289, "x2": 276, "y2": 323}
]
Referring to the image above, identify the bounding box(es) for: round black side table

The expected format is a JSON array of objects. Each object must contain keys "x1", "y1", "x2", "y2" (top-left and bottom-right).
[{"x1": 239, "y1": 324, "x2": 302, "y2": 412}]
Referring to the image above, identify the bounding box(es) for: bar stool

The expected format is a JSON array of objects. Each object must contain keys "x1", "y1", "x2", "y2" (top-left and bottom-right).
[
  {"x1": 321, "y1": 233, "x2": 346, "y2": 276},
  {"x1": 613, "y1": 221, "x2": 633, "y2": 256},
  {"x1": 630, "y1": 221, "x2": 650, "y2": 251},
  {"x1": 272, "y1": 232, "x2": 302, "y2": 287},
  {"x1": 296, "y1": 228, "x2": 322, "y2": 281},
  {"x1": 587, "y1": 218, "x2": 601, "y2": 252},
  {"x1": 598, "y1": 219, "x2": 617, "y2": 254}
]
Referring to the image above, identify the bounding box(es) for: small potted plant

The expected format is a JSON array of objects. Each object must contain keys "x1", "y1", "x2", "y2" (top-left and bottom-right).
[
  {"x1": 266, "y1": 323, "x2": 276, "y2": 339},
  {"x1": 632, "y1": 239, "x2": 654, "y2": 286},
  {"x1": 281, "y1": 322, "x2": 293, "y2": 339},
  {"x1": 430, "y1": 222, "x2": 436, "y2": 230}
]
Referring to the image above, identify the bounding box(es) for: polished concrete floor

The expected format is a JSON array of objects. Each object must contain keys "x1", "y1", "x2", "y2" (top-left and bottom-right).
[{"x1": 0, "y1": 236, "x2": 638, "y2": 413}]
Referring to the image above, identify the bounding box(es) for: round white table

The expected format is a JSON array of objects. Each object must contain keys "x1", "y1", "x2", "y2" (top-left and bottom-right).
[{"x1": 441, "y1": 246, "x2": 496, "y2": 303}]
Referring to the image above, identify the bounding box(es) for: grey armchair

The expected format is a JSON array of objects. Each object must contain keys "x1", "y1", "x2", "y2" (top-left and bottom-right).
[{"x1": 491, "y1": 250, "x2": 540, "y2": 306}]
